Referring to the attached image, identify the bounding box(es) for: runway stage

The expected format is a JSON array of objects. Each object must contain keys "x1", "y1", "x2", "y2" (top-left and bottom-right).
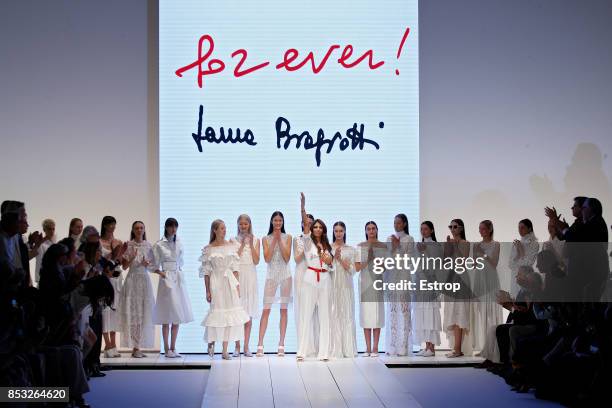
[{"x1": 101, "y1": 353, "x2": 483, "y2": 407}]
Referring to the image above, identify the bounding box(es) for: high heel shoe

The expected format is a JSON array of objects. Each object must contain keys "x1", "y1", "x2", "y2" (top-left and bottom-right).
[
  {"x1": 208, "y1": 343, "x2": 215, "y2": 358},
  {"x1": 232, "y1": 347, "x2": 240, "y2": 358},
  {"x1": 256, "y1": 345, "x2": 264, "y2": 357},
  {"x1": 222, "y1": 352, "x2": 232, "y2": 360},
  {"x1": 277, "y1": 345, "x2": 285, "y2": 357}
]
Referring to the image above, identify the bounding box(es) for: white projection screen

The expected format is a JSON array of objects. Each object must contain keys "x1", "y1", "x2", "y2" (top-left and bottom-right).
[{"x1": 159, "y1": 0, "x2": 419, "y2": 352}]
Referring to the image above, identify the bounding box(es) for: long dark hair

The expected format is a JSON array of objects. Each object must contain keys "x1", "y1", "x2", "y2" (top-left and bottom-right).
[
  {"x1": 451, "y1": 218, "x2": 466, "y2": 240},
  {"x1": 333, "y1": 221, "x2": 347, "y2": 243},
  {"x1": 421, "y1": 221, "x2": 437, "y2": 242},
  {"x1": 301, "y1": 214, "x2": 315, "y2": 232},
  {"x1": 81, "y1": 242, "x2": 100, "y2": 266},
  {"x1": 311, "y1": 219, "x2": 332, "y2": 252},
  {"x1": 100, "y1": 216, "x2": 117, "y2": 238},
  {"x1": 365, "y1": 221, "x2": 378, "y2": 240},
  {"x1": 519, "y1": 218, "x2": 533, "y2": 233},
  {"x1": 164, "y1": 218, "x2": 179, "y2": 241},
  {"x1": 267, "y1": 211, "x2": 286, "y2": 235},
  {"x1": 130, "y1": 221, "x2": 147, "y2": 241},
  {"x1": 395, "y1": 213, "x2": 409, "y2": 235}
]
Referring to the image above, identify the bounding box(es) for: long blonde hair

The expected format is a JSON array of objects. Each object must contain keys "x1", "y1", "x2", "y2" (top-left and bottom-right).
[
  {"x1": 209, "y1": 219, "x2": 225, "y2": 244},
  {"x1": 237, "y1": 214, "x2": 253, "y2": 236}
]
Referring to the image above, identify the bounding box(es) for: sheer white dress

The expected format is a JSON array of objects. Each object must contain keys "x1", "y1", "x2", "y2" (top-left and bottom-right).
[{"x1": 330, "y1": 244, "x2": 358, "y2": 358}]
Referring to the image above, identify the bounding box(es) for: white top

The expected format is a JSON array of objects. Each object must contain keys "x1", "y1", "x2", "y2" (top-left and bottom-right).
[
  {"x1": 509, "y1": 231, "x2": 539, "y2": 272},
  {"x1": 124, "y1": 240, "x2": 154, "y2": 274},
  {"x1": 300, "y1": 233, "x2": 333, "y2": 285},
  {"x1": 232, "y1": 235, "x2": 259, "y2": 265},
  {"x1": 263, "y1": 233, "x2": 291, "y2": 283},
  {"x1": 153, "y1": 236, "x2": 184, "y2": 287}
]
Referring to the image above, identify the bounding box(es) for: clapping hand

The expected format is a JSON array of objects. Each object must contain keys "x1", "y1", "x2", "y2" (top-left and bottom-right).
[{"x1": 391, "y1": 234, "x2": 400, "y2": 250}]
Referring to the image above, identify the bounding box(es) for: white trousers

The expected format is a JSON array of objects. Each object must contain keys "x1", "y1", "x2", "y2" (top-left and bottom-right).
[{"x1": 297, "y1": 277, "x2": 331, "y2": 359}]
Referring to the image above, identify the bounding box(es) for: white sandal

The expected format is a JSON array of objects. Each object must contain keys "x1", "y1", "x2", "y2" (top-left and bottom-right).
[
  {"x1": 256, "y1": 345, "x2": 264, "y2": 357},
  {"x1": 277, "y1": 345, "x2": 285, "y2": 357}
]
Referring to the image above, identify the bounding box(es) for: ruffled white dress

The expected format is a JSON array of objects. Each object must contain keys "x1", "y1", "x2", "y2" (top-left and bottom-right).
[
  {"x1": 100, "y1": 242, "x2": 122, "y2": 333},
  {"x1": 356, "y1": 243, "x2": 386, "y2": 329},
  {"x1": 152, "y1": 236, "x2": 194, "y2": 324},
  {"x1": 330, "y1": 244, "x2": 358, "y2": 358},
  {"x1": 199, "y1": 244, "x2": 250, "y2": 342},
  {"x1": 385, "y1": 232, "x2": 415, "y2": 356},
  {"x1": 119, "y1": 240, "x2": 156, "y2": 348},
  {"x1": 231, "y1": 235, "x2": 260, "y2": 319},
  {"x1": 412, "y1": 238, "x2": 443, "y2": 346}
]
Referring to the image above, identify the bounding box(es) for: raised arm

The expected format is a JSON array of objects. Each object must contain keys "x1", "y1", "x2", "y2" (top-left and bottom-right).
[{"x1": 300, "y1": 192, "x2": 310, "y2": 235}]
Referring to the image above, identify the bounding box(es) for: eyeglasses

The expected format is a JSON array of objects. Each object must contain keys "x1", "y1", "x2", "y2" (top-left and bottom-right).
[{"x1": 448, "y1": 225, "x2": 459, "y2": 230}]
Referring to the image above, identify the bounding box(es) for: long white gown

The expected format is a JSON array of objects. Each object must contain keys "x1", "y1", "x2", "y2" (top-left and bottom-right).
[
  {"x1": 100, "y1": 242, "x2": 122, "y2": 333},
  {"x1": 119, "y1": 240, "x2": 155, "y2": 348},
  {"x1": 385, "y1": 231, "x2": 415, "y2": 356},
  {"x1": 231, "y1": 235, "x2": 260, "y2": 319},
  {"x1": 412, "y1": 238, "x2": 443, "y2": 346},
  {"x1": 330, "y1": 244, "x2": 358, "y2": 358},
  {"x1": 471, "y1": 240, "x2": 503, "y2": 351},
  {"x1": 296, "y1": 234, "x2": 333, "y2": 360},
  {"x1": 356, "y1": 243, "x2": 386, "y2": 329},
  {"x1": 262, "y1": 234, "x2": 292, "y2": 308},
  {"x1": 152, "y1": 236, "x2": 194, "y2": 324},
  {"x1": 199, "y1": 243, "x2": 250, "y2": 342}
]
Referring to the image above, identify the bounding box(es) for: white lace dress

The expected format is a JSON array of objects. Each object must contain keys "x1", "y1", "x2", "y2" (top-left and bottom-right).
[
  {"x1": 356, "y1": 243, "x2": 386, "y2": 329},
  {"x1": 385, "y1": 232, "x2": 415, "y2": 356},
  {"x1": 412, "y1": 238, "x2": 443, "y2": 345},
  {"x1": 152, "y1": 237, "x2": 194, "y2": 324},
  {"x1": 330, "y1": 244, "x2": 358, "y2": 358},
  {"x1": 119, "y1": 240, "x2": 155, "y2": 348},
  {"x1": 262, "y1": 234, "x2": 292, "y2": 308},
  {"x1": 100, "y1": 242, "x2": 123, "y2": 333},
  {"x1": 199, "y1": 244, "x2": 250, "y2": 342},
  {"x1": 231, "y1": 236, "x2": 260, "y2": 319}
]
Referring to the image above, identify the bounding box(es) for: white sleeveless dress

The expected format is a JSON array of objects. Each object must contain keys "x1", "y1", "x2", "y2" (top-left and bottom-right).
[{"x1": 231, "y1": 236, "x2": 260, "y2": 319}]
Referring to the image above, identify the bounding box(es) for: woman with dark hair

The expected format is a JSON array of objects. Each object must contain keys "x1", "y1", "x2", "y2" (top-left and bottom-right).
[
  {"x1": 385, "y1": 213, "x2": 415, "y2": 356},
  {"x1": 152, "y1": 218, "x2": 194, "y2": 358},
  {"x1": 99, "y1": 215, "x2": 126, "y2": 358},
  {"x1": 329, "y1": 220, "x2": 358, "y2": 358},
  {"x1": 256, "y1": 211, "x2": 292, "y2": 357},
  {"x1": 200, "y1": 220, "x2": 249, "y2": 360},
  {"x1": 443, "y1": 218, "x2": 472, "y2": 358},
  {"x1": 509, "y1": 219, "x2": 539, "y2": 296},
  {"x1": 119, "y1": 221, "x2": 155, "y2": 358},
  {"x1": 295, "y1": 193, "x2": 334, "y2": 361},
  {"x1": 355, "y1": 220, "x2": 387, "y2": 357},
  {"x1": 413, "y1": 221, "x2": 443, "y2": 356}
]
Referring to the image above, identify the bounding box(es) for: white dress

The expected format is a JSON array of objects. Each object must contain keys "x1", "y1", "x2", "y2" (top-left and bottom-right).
[
  {"x1": 199, "y1": 244, "x2": 250, "y2": 342},
  {"x1": 296, "y1": 234, "x2": 333, "y2": 360},
  {"x1": 100, "y1": 242, "x2": 122, "y2": 333},
  {"x1": 443, "y1": 241, "x2": 471, "y2": 351},
  {"x1": 470, "y1": 240, "x2": 503, "y2": 351},
  {"x1": 231, "y1": 235, "x2": 260, "y2": 319},
  {"x1": 385, "y1": 231, "x2": 415, "y2": 356},
  {"x1": 262, "y1": 234, "x2": 292, "y2": 308},
  {"x1": 330, "y1": 244, "x2": 358, "y2": 358},
  {"x1": 293, "y1": 234, "x2": 318, "y2": 356},
  {"x1": 356, "y1": 243, "x2": 386, "y2": 329},
  {"x1": 152, "y1": 236, "x2": 194, "y2": 324},
  {"x1": 412, "y1": 238, "x2": 443, "y2": 346},
  {"x1": 119, "y1": 240, "x2": 155, "y2": 348}
]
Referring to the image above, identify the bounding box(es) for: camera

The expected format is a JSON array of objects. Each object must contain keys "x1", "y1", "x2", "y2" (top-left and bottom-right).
[{"x1": 98, "y1": 257, "x2": 121, "y2": 277}]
